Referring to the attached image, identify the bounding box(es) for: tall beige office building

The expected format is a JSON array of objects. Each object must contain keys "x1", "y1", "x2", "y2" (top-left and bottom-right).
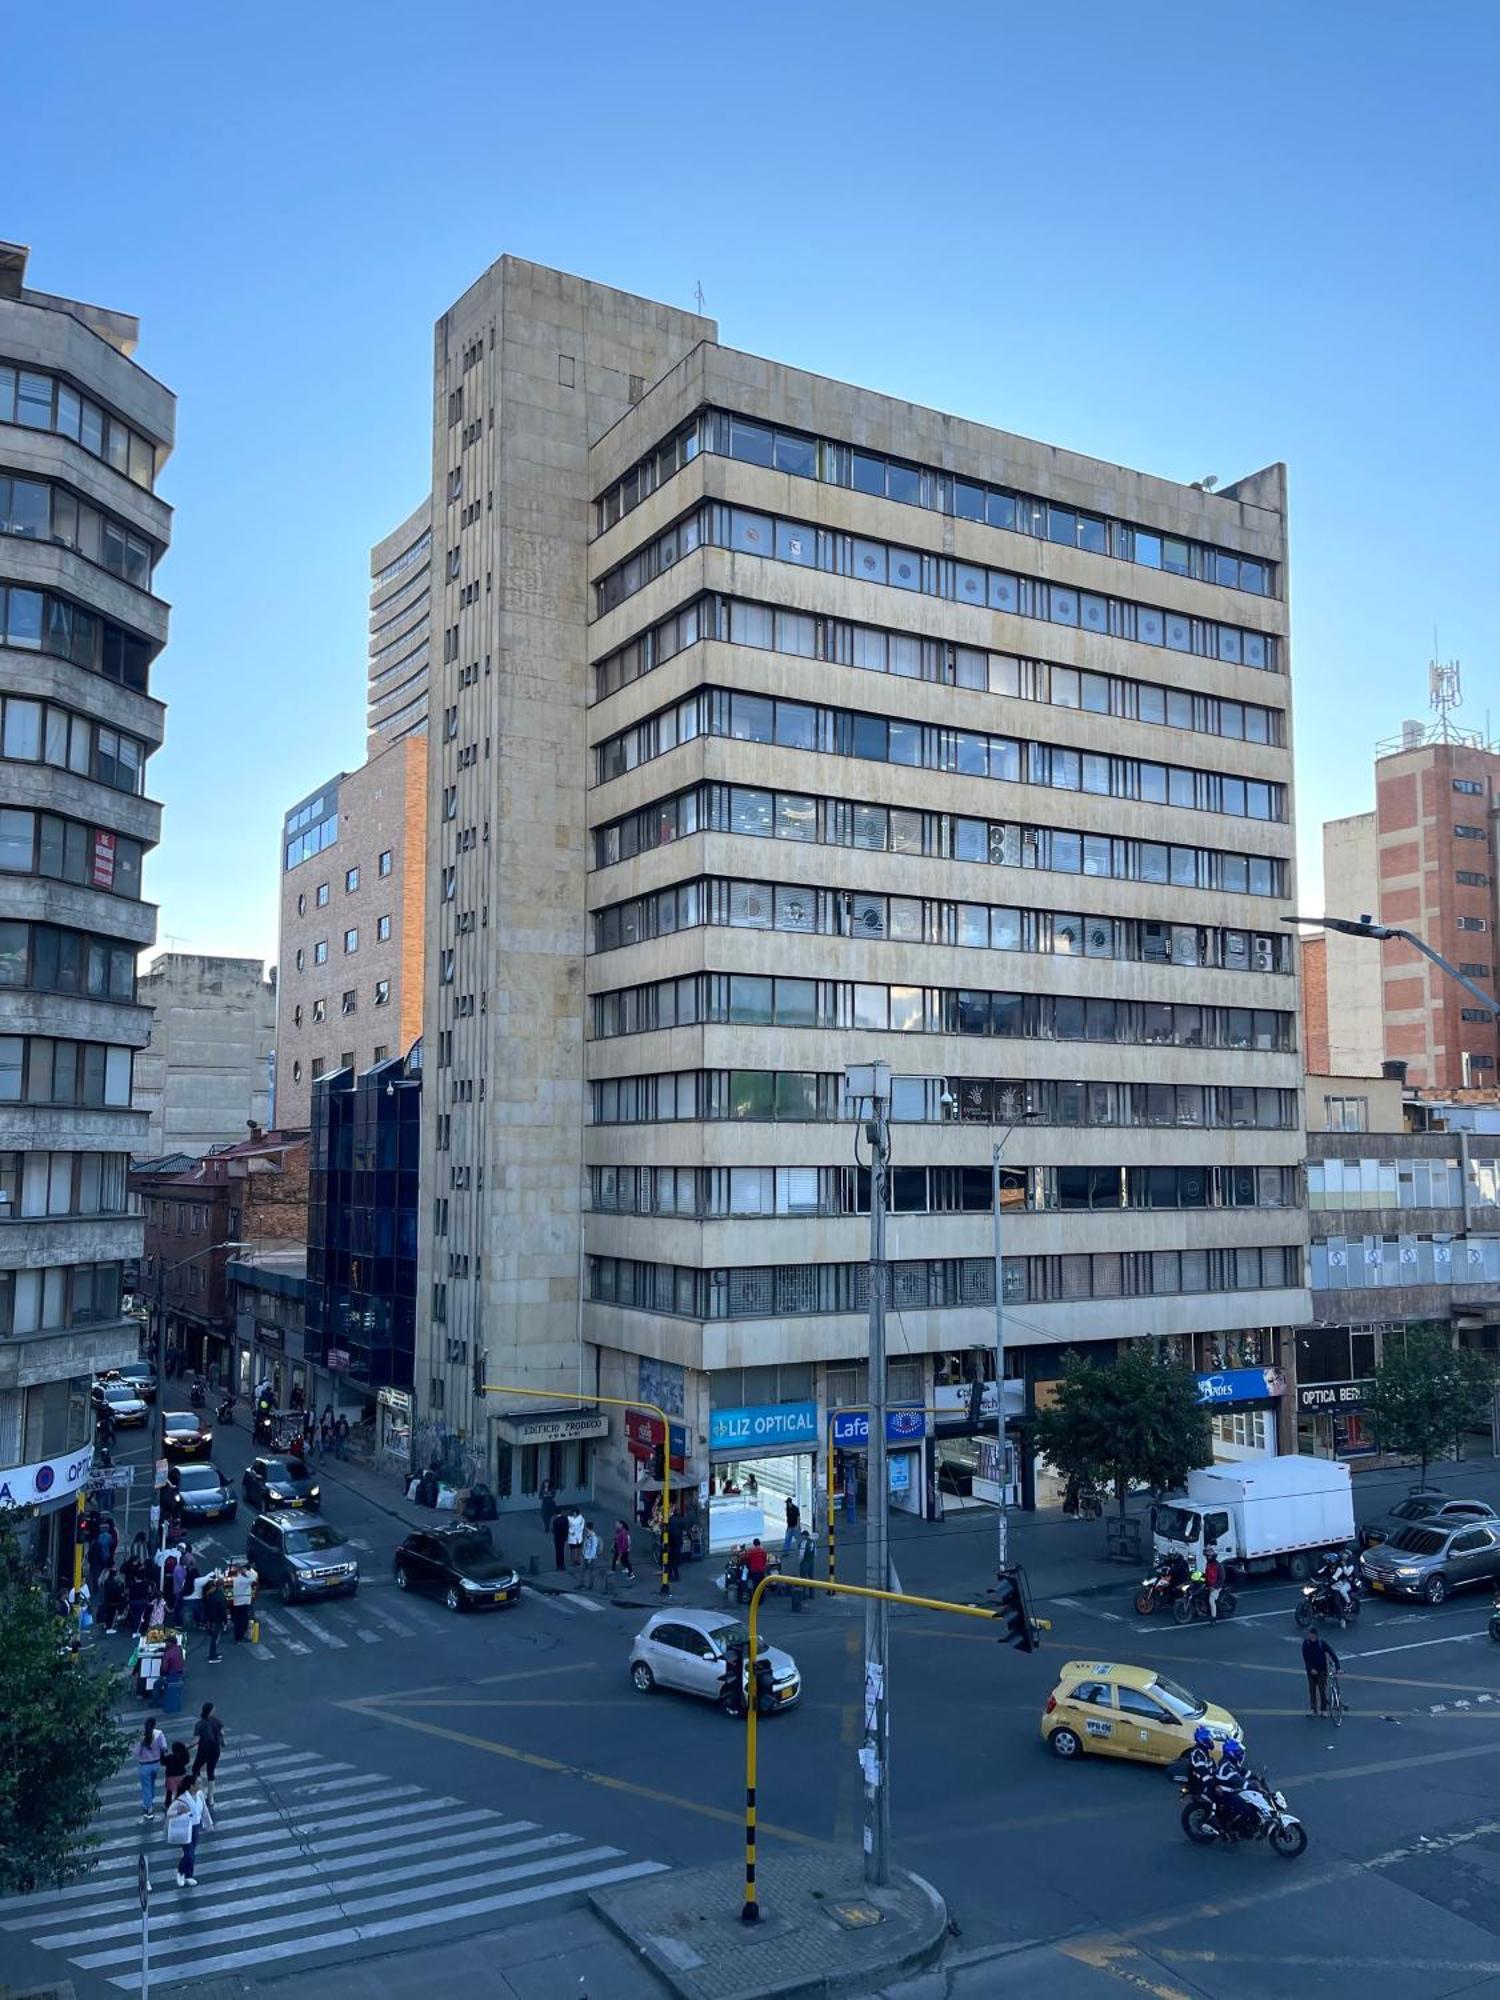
[
  {"x1": 417, "y1": 257, "x2": 1307, "y2": 1516},
  {"x1": 0, "y1": 243, "x2": 173, "y2": 1558},
  {"x1": 367, "y1": 495, "x2": 431, "y2": 751}
]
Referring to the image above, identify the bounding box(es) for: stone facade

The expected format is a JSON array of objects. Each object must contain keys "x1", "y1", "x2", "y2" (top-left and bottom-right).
[
  {"x1": 0, "y1": 244, "x2": 173, "y2": 1494},
  {"x1": 1321, "y1": 809, "x2": 1382, "y2": 1075},
  {"x1": 133, "y1": 951, "x2": 275, "y2": 1156},
  {"x1": 416, "y1": 259, "x2": 1309, "y2": 1506},
  {"x1": 274, "y1": 732, "x2": 426, "y2": 1125}
]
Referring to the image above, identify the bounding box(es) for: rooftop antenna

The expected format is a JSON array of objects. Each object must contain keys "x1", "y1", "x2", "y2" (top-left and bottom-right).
[
  {"x1": 694, "y1": 279, "x2": 706, "y2": 316},
  {"x1": 1429, "y1": 637, "x2": 1462, "y2": 742}
]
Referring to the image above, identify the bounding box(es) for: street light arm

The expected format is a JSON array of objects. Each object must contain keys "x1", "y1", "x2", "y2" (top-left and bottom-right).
[
  {"x1": 1283, "y1": 913, "x2": 1500, "y2": 1017},
  {"x1": 1387, "y1": 928, "x2": 1500, "y2": 1019}
]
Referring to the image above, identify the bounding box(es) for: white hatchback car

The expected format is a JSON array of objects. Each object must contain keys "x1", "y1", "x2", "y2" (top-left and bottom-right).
[{"x1": 629, "y1": 1608, "x2": 801, "y2": 1714}]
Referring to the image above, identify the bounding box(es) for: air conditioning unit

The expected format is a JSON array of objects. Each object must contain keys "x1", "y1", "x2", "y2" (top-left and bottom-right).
[{"x1": 1253, "y1": 938, "x2": 1276, "y2": 972}]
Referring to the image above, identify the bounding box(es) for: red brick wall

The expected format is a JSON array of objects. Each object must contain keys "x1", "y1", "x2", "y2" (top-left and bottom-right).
[{"x1": 1301, "y1": 933, "x2": 1329, "y2": 1074}]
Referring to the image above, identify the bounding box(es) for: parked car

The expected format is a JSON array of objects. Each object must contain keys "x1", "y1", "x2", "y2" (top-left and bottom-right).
[
  {"x1": 165, "y1": 1462, "x2": 237, "y2": 1525},
  {"x1": 246, "y1": 1512, "x2": 359, "y2": 1605},
  {"x1": 1358, "y1": 1492, "x2": 1498, "y2": 1551},
  {"x1": 161, "y1": 1410, "x2": 213, "y2": 1460},
  {"x1": 1360, "y1": 1521, "x2": 1500, "y2": 1604},
  {"x1": 110, "y1": 1362, "x2": 157, "y2": 1404},
  {"x1": 1041, "y1": 1660, "x2": 1240, "y2": 1765},
  {"x1": 629, "y1": 1608, "x2": 801, "y2": 1713},
  {"x1": 393, "y1": 1526, "x2": 521, "y2": 1611},
  {"x1": 242, "y1": 1455, "x2": 320, "y2": 1512},
  {"x1": 91, "y1": 1380, "x2": 148, "y2": 1428}
]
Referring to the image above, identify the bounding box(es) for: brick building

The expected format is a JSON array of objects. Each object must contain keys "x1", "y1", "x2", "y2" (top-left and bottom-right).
[
  {"x1": 1300, "y1": 931, "x2": 1329, "y2": 1075},
  {"x1": 134, "y1": 1125, "x2": 308, "y2": 1379}
]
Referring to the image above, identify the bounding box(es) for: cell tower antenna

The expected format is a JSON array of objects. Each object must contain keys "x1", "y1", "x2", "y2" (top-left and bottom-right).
[{"x1": 1428, "y1": 639, "x2": 1462, "y2": 742}]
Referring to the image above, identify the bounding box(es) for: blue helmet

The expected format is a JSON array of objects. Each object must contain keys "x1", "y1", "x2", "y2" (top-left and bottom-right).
[
  {"x1": 1193, "y1": 1725, "x2": 1215, "y2": 1749},
  {"x1": 1219, "y1": 1737, "x2": 1246, "y2": 1764}
]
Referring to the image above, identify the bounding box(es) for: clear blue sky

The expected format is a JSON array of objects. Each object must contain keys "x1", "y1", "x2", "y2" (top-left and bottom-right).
[{"x1": 8, "y1": 0, "x2": 1497, "y2": 964}]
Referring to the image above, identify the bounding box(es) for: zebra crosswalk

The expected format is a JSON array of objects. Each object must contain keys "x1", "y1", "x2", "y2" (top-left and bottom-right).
[{"x1": 0, "y1": 1732, "x2": 668, "y2": 1992}]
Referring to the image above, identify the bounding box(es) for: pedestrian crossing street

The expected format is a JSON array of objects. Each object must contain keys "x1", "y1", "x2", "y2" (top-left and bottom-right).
[{"x1": 0, "y1": 1732, "x2": 668, "y2": 1993}]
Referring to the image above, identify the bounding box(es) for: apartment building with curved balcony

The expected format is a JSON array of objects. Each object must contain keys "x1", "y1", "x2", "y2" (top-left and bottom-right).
[
  {"x1": 367, "y1": 494, "x2": 431, "y2": 751},
  {"x1": 0, "y1": 243, "x2": 172, "y2": 1548}
]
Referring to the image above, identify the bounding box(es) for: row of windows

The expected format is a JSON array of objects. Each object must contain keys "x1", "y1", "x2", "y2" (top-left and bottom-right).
[
  {"x1": 589, "y1": 1070, "x2": 1299, "y2": 1133},
  {"x1": 592, "y1": 875, "x2": 1291, "y2": 976},
  {"x1": 0, "y1": 363, "x2": 157, "y2": 490},
  {"x1": 0, "y1": 474, "x2": 155, "y2": 590},
  {"x1": 290, "y1": 980, "x2": 392, "y2": 1025},
  {"x1": 592, "y1": 970, "x2": 1295, "y2": 1051},
  {"x1": 594, "y1": 502, "x2": 1279, "y2": 674},
  {"x1": 284, "y1": 812, "x2": 338, "y2": 871},
  {"x1": 1306, "y1": 1156, "x2": 1500, "y2": 1210},
  {"x1": 0, "y1": 582, "x2": 154, "y2": 692},
  {"x1": 292, "y1": 926, "x2": 368, "y2": 970},
  {"x1": 0, "y1": 694, "x2": 147, "y2": 795},
  {"x1": 0, "y1": 1034, "x2": 133, "y2": 1107},
  {"x1": 591, "y1": 1161, "x2": 1297, "y2": 1220},
  {"x1": 594, "y1": 781, "x2": 1288, "y2": 900},
  {"x1": 597, "y1": 682, "x2": 1285, "y2": 823},
  {"x1": 588, "y1": 1243, "x2": 1303, "y2": 1320},
  {"x1": 0, "y1": 807, "x2": 144, "y2": 898},
  {"x1": 593, "y1": 595, "x2": 1285, "y2": 754},
  {"x1": 0, "y1": 1150, "x2": 129, "y2": 1219},
  {"x1": 1453, "y1": 778, "x2": 1488, "y2": 797},
  {"x1": 373, "y1": 528, "x2": 431, "y2": 587},
  {"x1": 294, "y1": 858, "x2": 390, "y2": 916},
  {"x1": 596, "y1": 408, "x2": 1275, "y2": 598},
  {"x1": 0, "y1": 919, "x2": 136, "y2": 1002},
  {"x1": 0, "y1": 1258, "x2": 125, "y2": 1337},
  {"x1": 1310, "y1": 1234, "x2": 1500, "y2": 1289}
]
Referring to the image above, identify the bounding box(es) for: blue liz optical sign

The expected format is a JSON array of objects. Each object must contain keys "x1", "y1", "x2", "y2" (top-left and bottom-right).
[
  {"x1": 709, "y1": 1402, "x2": 819, "y2": 1452},
  {"x1": 831, "y1": 1408, "x2": 928, "y2": 1448}
]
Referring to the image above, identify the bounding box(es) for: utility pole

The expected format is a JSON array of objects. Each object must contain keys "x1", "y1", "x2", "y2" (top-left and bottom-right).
[
  {"x1": 991, "y1": 1137, "x2": 1009, "y2": 1575},
  {"x1": 848, "y1": 1061, "x2": 891, "y2": 1887}
]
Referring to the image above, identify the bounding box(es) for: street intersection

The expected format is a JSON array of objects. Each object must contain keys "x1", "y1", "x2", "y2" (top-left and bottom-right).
[{"x1": 7, "y1": 1421, "x2": 1500, "y2": 2000}]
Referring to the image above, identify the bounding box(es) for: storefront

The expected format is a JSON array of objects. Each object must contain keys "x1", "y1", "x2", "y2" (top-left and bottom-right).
[
  {"x1": 931, "y1": 1380, "x2": 1024, "y2": 1512},
  {"x1": 1295, "y1": 1380, "x2": 1376, "y2": 1459},
  {"x1": 376, "y1": 1387, "x2": 412, "y2": 1465},
  {"x1": 706, "y1": 1401, "x2": 818, "y2": 1552},
  {"x1": 624, "y1": 1408, "x2": 697, "y2": 1544},
  {"x1": 830, "y1": 1407, "x2": 928, "y2": 1519},
  {"x1": 0, "y1": 1442, "x2": 94, "y2": 1587},
  {"x1": 492, "y1": 1407, "x2": 607, "y2": 1512},
  {"x1": 1195, "y1": 1366, "x2": 1287, "y2": 1462}
]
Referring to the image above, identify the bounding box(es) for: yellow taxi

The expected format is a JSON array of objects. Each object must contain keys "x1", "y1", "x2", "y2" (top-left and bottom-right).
[{"x1": 1041, "y1": 1659, "x2": 1240, "y2": 1766}]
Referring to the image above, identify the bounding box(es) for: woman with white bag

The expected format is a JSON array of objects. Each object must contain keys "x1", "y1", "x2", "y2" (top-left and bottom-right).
[{"x1": 165, "y1": 1773, "x2": 210, "y2": 1887}]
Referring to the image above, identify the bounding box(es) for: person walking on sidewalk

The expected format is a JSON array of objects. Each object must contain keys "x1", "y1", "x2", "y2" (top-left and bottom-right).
[
  {"x1": 550, "y1": 1506, "x2": 568, "y2": 1572},
  {"x1": 612, "y1": 1518, "x2": 634, "y2": 1581},
  {"x1": 666, "y1": 1509, "x2": 684, "y2": 1583},
  {"x1": 334, "y1": 1415, "x2": 349, "y2": 1459},
  {"x1": 162, "y1": 1738, "x2": 191, "y2": 1809},
  {"x1": 135, "y1": 1717, "x2": 167, "y2": 1818},
  {"x1": 539, "y1": 1478, "x2": 557, "y2": 1533},
  {"x1": 166, "y1": 1775, "x2": 207, "y2": 1887},
  {"x1": 201, "y1": 1576, "x2": 229, "y2": 1664},
  {"x1": 782, "y1": 1496, "x2": 801, "y2": 1558},
  {"x1": 580, "y1": 1521, "x2": 601, "y2": 1590},
  {"x1": 191, "y1": 1701, "x2": 226, "y2": 1797},
  {"x1": 566, "y1": 1506, "x2": 585, "y2": 1568},
  {"x1": 229, "y1": 1562, "x2": 257, "y2": 1643}
]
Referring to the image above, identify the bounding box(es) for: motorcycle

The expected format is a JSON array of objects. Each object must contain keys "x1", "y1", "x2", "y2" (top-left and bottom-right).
[
  {"x1": 1135, "y1": 1564, "x2": 1189, "y2": 1617},
  {"x1": 216, "y1": 1394, "x2": 236, "y2": 1425},
  {"x1": 1180, "y1": 1769, "x2": 1307, "y2": 1859},
  {"x1": 188, "y1": 1377, "x2": 207, "y2": 1410},
  {"x1": 1295, "y1": 1577, "x2": 1359, "y2": 1629},
  {"x1": 1172, "y1": 1574, "x2": 1238, "y2": 1624}
]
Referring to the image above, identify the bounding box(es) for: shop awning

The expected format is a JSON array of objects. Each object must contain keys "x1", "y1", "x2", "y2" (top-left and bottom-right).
[{"x1": 493, "y1": 1407, "x2": 609, "y2": 1447}]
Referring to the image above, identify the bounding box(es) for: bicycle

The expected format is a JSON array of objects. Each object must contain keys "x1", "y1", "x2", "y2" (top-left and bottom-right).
[{"x1": 1326, "y1": 1670, "x2": 1345, "y2": 1727}]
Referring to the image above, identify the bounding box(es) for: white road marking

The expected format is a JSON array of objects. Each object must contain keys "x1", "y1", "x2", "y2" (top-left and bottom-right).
[
  {"x1": 254, "y1": 1613, "x2": 310, "y2": 1654},
  {"x1": 1342, "y1": 1632, "x2": 1489, "y2": 1660},
  {"x1": 280, "y1": 1604, "x2": 348, "y2": 1649},
  {"x1": 353, "y1": 1627, "x2": 381, "y2": 1644},
  {"x1": 566, "y1": 1591, "x2": 608, "y2": 1614},
  {"x1": 524, "y1": 1587, "x2": 578, "y2": 1617},
  {"x1": 361, "y1": 1598, "x2": 420, "y2": 1636}
]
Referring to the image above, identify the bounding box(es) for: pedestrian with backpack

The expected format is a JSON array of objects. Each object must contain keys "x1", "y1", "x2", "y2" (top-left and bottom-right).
[
  {"x1": 201, "y1": 1576, "x2": 229, "y2": 1664},
  {"x1": 191, "y1": 1701, "x2": 226, "y2": 1797},
  {"x1": 135, "y1": 1716, "x2": 167, "y2": 1818}
]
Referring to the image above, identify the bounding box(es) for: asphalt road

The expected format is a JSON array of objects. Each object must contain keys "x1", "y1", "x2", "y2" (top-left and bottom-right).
[{"x1": 7, "y1": 1411, "x2": 1500, "y2": 2000}]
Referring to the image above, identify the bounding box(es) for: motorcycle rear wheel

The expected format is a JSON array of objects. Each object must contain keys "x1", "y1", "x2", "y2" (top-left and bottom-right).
[
  {"x1": 1270, "y1": 1820, "x2": 1308, "y2": 1859},
  {"x1": 1181, "y1": 1802, "x2": 1218, "y2": 1845},
  {"x1": 1134, "y1": 1590, "x2": 1155, "y2": 1616},
  {"x1": 1294, "y1": 1601, "x2": 1314, "y2": 1629},
  {"x1": 1171, "y1": 1595, "x2": 1194, "y2": 1625},
  {"x1": 1218, "y1": 1590, "x2": 1238, "y2": 1619}
]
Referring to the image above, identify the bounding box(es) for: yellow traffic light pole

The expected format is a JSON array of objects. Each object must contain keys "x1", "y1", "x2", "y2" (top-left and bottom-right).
[
  {"x1": 739, "y1": 1570, "x2": 1038, "y2": 1923},
  {"x1": 483, "y1": 1384, "x2": 676, "y2": 1596}
]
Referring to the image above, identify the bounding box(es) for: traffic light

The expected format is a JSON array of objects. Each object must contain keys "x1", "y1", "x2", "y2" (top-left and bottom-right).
[
  {"x1": 650, "y1": 1442, "x2": 665, "y2": 1481},
  {"x1": 991, "y1": 1566, "x2": 1037, "y2": 1652}
]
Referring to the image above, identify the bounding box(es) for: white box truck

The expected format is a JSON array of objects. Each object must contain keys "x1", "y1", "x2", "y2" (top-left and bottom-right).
[{"x1": 1151, "y1": 1457, "x2": 1355, "y2": 1578}]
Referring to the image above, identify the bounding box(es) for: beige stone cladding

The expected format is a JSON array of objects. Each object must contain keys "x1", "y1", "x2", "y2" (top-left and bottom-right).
[
  {"x1": 579, "y1": 341, "x2": 1307, "y2": 1450},
  {"x1": 274, "y1": 732, "x2": 426, "y2": 1125},
  {"x1": 368, "y1": 494, "x2": 431, "y2": 752},
  {"x1": 417, "y1": 259, "x2": 713, "y2": 1455}
]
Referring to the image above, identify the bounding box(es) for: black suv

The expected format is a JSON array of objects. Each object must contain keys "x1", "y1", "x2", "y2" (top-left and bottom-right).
[
  {"x1": 242, "y1": 1455, "x2": 321, "y2": 1512},
  {"x1": 394, "y1": 1526, "x2": 521, "y2": 1612},
  {"x1": 245, "y1": 1512, "x2": 359, "y2": 1605}
]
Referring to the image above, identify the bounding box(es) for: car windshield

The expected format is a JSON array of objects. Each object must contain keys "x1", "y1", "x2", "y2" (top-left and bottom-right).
[
  {"x1": 1148, "y1": 1674, "x2": 1206, "y2": 1720},
  {"x1": 707, "y1": 1621, "x2": 770, "y2": 1657},
  {"x1": 285, "y1": 1526, "x2": 344, "y2": 1556},
  {"x1": 177, "y1": 1467, "x2": 219, "y2": 1491},
  {"x1": 1386, "y1": 1526, "x2": 1447, "y2": 1556},
  {"x1": 446, "y1": 1536, "x2": 508, "y2": 1577},
  {"x1": 164, "y1": 1413, "x2": 197, "y2": 1429},
  {"x1": 265, "y1": 1460, "x2": 307, "y2": 1482},
  {"x1": 102, "y1": 1386, "x2": 135, "y2": 1403},
  {"x1": 1391, "y1": 1499, "x2": 1437, "y2": 1521},
  {"x1": 1152, "y1": 1504, "x2": 1198, "y2": 1543}
]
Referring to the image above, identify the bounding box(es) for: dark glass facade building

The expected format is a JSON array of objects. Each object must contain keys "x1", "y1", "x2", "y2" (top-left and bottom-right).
[{"x1": 306, "y1": 1042, "x2": 420, "y2": 1395}]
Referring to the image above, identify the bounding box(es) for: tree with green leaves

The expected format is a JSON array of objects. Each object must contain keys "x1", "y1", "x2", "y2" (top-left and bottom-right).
[
  {"x1": 1368, "y1": 1331, "x2": 1497, "y2": 1486},
  {"x1": 1034, "y1": 1343, "x2": 1213, "y2": 1518},
  {"x1": 0, "y1": 1516, "x2": 125, "y2": 1894}
]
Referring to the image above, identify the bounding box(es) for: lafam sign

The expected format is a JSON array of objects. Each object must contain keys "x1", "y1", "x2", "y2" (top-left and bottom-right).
[{"x1": 0, "y1": 1443, "x2": 93, "y2": 1512}]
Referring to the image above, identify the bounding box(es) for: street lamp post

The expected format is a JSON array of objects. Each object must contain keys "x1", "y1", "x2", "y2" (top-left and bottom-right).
[{"x1": 1284, "y1": 912, "x2": 1500, "y2": 1023}]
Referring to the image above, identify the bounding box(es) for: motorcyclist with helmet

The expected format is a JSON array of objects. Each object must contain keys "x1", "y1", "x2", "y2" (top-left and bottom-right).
[{"x1": 1205, "y1": 1737, "x2": 1263, "y2": 1837}]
